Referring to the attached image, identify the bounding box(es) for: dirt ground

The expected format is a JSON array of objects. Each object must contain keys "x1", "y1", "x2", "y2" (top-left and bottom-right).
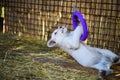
[{"x1": 0, "y1": 33, "x2": 120, "y2": 80}]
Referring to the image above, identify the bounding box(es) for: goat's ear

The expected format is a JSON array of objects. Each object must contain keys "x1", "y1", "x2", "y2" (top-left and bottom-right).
[{"x1": 47, "y1": 39, "x2": 56, "y2": 47}]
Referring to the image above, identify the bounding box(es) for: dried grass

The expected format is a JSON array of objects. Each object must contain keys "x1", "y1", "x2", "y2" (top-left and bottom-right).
[{"x1": 0, "y1": 33, "x2": 120, "y2": 80}]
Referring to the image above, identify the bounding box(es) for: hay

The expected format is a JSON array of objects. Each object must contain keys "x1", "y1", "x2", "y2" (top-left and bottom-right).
[{"x1": 0, "y1": 33, "x2": 120, "y2": 80}]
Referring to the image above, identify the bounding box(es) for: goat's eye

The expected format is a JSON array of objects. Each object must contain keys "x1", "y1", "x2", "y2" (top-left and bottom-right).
[{"x1": 54, "y1": 32, "x2": 57, "y2": 35}]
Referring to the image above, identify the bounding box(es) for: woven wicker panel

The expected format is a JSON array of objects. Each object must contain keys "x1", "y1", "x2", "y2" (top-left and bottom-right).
[{"x1": 1, "y1": 0, "x2": 120, "y2": 54}]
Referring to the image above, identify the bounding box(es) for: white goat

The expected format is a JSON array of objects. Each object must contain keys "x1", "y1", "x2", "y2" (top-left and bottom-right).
[{"x1": 47, "y1": 25, "x2": 120, "y2": 79}]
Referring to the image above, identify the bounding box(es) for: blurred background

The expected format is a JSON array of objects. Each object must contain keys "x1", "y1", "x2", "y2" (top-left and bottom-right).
[{"x1": 0, "y1": 0, "x2": 120, "y2": 80}]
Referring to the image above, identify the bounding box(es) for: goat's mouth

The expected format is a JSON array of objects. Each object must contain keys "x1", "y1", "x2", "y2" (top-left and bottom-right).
[
  {"x1": 50, "y1": 40, "x2": 56, "y2": 45},
  {"x1": 51, "y1": 40, "x2": 56, "y2": 43}
]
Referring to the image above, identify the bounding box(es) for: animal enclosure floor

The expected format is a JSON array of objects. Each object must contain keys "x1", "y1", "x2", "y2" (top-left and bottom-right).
[{"x1": 0, "y1": 33, "x2": 120, "y2": 80}]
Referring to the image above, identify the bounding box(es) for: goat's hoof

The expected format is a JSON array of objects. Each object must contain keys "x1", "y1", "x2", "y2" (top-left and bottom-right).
[
  {"x1": 98, "y1": 70, "x2": 106, "y2": 79},
  {"x1": 113, "y1": 57, "x2": 120, "y2": 63}
]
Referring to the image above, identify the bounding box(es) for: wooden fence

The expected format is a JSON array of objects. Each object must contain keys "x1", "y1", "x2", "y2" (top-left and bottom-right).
[{"x1": 0, "y1": 0, "x2": 120, "y2": 54}]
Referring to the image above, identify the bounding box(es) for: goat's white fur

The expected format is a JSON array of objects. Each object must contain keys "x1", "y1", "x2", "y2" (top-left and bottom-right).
[{"x1": 47, "y1": 25, "x2": 120, "y2": 78}]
